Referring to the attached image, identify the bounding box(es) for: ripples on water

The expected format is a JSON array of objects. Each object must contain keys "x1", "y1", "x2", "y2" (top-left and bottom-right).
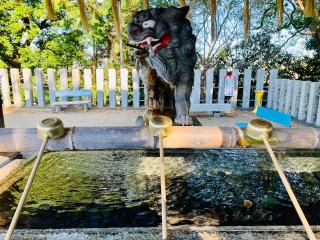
[{"x1": 0, "y1": 149, "x2": 320, "y2": 228}]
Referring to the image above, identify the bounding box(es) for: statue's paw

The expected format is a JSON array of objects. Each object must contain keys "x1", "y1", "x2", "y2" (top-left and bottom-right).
[{"x1": 174, "y1": 115, "x2": 192, "y2": 126}]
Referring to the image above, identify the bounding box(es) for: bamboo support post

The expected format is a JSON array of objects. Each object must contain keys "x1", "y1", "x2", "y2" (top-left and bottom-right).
[
  {"x1": 246, "y1": 118, "x2": 316, "y2": 240},
  {"x1": 5, "y1": 136, "x2": 49, "y2": 240},
  {"x1": 263, "y1": 137, "x2": 317, "y2": 240},
  {"x1": 5, "y1": 118, "x2": 65, "y2": 240},
  {"x1": 159, "y1": 133, "x2": 168, "y2": 240}
]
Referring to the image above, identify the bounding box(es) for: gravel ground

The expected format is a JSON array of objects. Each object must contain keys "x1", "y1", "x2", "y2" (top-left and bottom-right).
[
  {"x1": 3, "y1": 108, "x2": 308, "y2": 128},
  {"x1": 3, "y1": 108, "x2": 146, "y2": 128}
]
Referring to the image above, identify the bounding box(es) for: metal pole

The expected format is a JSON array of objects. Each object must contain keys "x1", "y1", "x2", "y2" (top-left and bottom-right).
[
  {"x1": 159, "y1": 133, "x2": 168, "y2": 240},
  {"x1": 0, "y1": 93, "x2": 4, "y2": 128},
  {"x1": 5, "y1": 136, "x2": 49, "y2": 240},
  {"x1": 263, "y1": 137, "x2": 317, "y2": 240}
]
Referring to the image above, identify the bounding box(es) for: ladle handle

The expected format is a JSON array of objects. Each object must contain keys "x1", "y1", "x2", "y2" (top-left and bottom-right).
[
  {"x1": 5, "y1": 136, "x2": 49, "y2": 240},
  {"x1": 159, "y1": 134, "x2": 168, "y2": 240},
  {"x1": 263, "y1": 137, "x2": 317, "y2": 240}
]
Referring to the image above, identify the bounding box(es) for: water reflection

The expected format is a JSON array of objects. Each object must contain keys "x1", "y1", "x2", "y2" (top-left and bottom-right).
[{"x1": 0, "y1": 149, "x2": 320, "y2": 228}]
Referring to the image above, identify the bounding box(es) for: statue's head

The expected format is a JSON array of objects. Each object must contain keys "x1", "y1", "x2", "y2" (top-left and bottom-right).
[{"x1": 128, "y1": 6, "x2": 191, "y2": 57}]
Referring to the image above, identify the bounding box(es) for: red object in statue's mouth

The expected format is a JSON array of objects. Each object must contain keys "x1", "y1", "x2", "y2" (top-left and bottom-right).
[{"x1": 137, "y1": 33, "x2": 171, "y2": 55}]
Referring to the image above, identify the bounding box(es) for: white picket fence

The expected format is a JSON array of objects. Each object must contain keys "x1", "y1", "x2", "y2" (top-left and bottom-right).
[
  {"x1": 267, "y1": 76, "x2": 320, "y2": 126},
  {"x1": 2, "y1": 67, "x2": 320, "y2": 125},
  {"x1": 0, "y1": 68, "x2": 266, "y2": 110}
]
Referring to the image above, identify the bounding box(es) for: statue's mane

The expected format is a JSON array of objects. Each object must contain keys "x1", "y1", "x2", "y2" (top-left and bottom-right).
[{"x1": 151, "y1": 8, "x2": 197, "y2": 68}]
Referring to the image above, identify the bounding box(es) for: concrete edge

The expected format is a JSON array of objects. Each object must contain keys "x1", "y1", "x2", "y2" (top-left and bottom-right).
[
  {"x1": 0, "y1": 226, "x2": 320, "y2": 240},
  {"x1": 0, "y1": 153, "x2": 36, "y2": 195}
]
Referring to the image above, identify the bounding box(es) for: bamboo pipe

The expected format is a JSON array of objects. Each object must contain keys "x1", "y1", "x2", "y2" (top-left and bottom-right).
[
  {"x1": 143, "y1": 0, "x2": 149, "y2": 9},
  {"x1": 304, "y1": 0, "x2": 316, "y2": 17},
  {"x1": 263, "y1": 137, "x2": 317, "y2": 240},
  {"x1": 78, "y1": 0, "x2": 90, "y2": 32},
  {"x1": 209, "y1": 0, "x2": 217, "y2": 42},
  {"x1": 45, "y1": 0, "x2": 56, "y2": 20},
  {"x1": 111, "y1": 0, "x2": 121, "y2": 38},
  {"x1": 163, "y1": 126, "x2": 226, "y2": 148},
  {"x1": 244, "y1": 0, "x2": 250, "y2": 40},
  {"x1": 118, "y1": 0, "x2": 124, "y2": 68},
  {"x1": 0, "y1": 126, "x2": 319, "y2": 152},
  {"x1": 277, "y1": 0, "x2": 284, "y2": 27},
  {"x1": 179, "y1": 0, "x2": 186, "y2": 7}
]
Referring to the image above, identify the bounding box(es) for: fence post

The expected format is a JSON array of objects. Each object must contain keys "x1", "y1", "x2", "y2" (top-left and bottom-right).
[
  {"x1": 218, "y1": 69, "x2": 226, "y2": 104},
  {"x1": 0, "y1": 99, "x2": 3, "y2": 127},
  {"x1": 298, "y1": 81, "x2": 311, "y2": 121},
  {"x1": 34, "y1": 68, "x2": 45, "y2": 107},
  {"x1": 267, "y1": 69, "x2": 278, "y2": 108},
  {"x1": 47, "y1": 69, "x2": 56, "y2": 106},
  {"x1": 315, "y1": 93, "x2": 320, "y2": 126},
  {"x1": 242, "y1": 69, "x2": 252, "y2": 109},
  {"x1": 96, "y1": 68, "x2": 104, "y2": 108},
  {"x1": 278, "y1": 79, "x2": 288, "y2": 113},
  {"x1": 132, "y1": 69, "x2": 140, "y2": 108},
  {"x1": 120, "y1": 68, "x2": 128, "y2": 108},
  {"x1": 205, "y1": 68, "x2": 214, "y2": 104},
  {"x1": 109, "y1": 69, "x2": 117, "y2": 108},
  {"x1": 191, "y1": 69, "x2": 201, "y2": 105},
  {"x1": 60, "y1": 68, "x2": 68, "y2": 103},
  {"x1": 255, "y1": 69, "x2": 265, "y2": 107},
  {"x1": 72, "y1": 68, "x2": 80, "y2": 101},
  {"x1": 291, "y1": 80, "x2": 302, "y2": 118},
  {"x1": 0, "y1": 69, "x2": 11, "y2": 107},
  {"x1": 306, "y1": 82, "x2": 320, "y2": 124},
  {"x1": 10, "y1": 68, "x2": 23, "y2": 107},
  {"x1": 22, "y1": 68, "x2": 33, "y2": 107},
  {"x1": 284, "y1": 79, "x2": 294, "y2": 114},
  {"x1": 84, "y1": 69, "x2": 93, "y2": 107},
  {"x1": 231, "y1": 69, "x2": 239, "y2": 108},
  {"x1": 272, "y1": 78, "x2": 280, "y2": 110}
]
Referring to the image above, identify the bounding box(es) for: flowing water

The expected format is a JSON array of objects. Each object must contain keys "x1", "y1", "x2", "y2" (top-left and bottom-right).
[{"x1": 0, "y1": 149, "x2": 320, "y2": 229}]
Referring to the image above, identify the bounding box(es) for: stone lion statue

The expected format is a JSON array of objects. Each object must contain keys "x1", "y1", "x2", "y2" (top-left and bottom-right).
[{"x1": 128, "y1": 6, "x2": 197, "y2": 125}]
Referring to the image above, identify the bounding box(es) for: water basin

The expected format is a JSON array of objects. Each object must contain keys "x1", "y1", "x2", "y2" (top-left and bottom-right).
[{"x1": 0, "y1": 149, "x2": 320, "y2": 229}]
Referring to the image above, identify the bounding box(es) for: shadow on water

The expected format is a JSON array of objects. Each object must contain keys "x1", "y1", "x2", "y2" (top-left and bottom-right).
[{"x1": 0, "y1": 149, "x2": 320, "y2": 229}]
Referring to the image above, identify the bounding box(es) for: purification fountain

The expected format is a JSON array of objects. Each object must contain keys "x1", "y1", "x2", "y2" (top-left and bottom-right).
[{"x1": 0, "y1": 5, "x2": 320, "y2": 240}]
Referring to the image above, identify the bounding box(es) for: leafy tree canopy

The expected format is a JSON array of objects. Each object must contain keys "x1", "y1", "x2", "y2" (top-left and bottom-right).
[{"x1": 0, "y1": 0, "x2": 319, "y2": 81}]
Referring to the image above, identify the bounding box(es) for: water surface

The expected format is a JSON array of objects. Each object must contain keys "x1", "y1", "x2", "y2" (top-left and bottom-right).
[{"x1": 0, "y1": 149, "x2": 320, "y2": 228}]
